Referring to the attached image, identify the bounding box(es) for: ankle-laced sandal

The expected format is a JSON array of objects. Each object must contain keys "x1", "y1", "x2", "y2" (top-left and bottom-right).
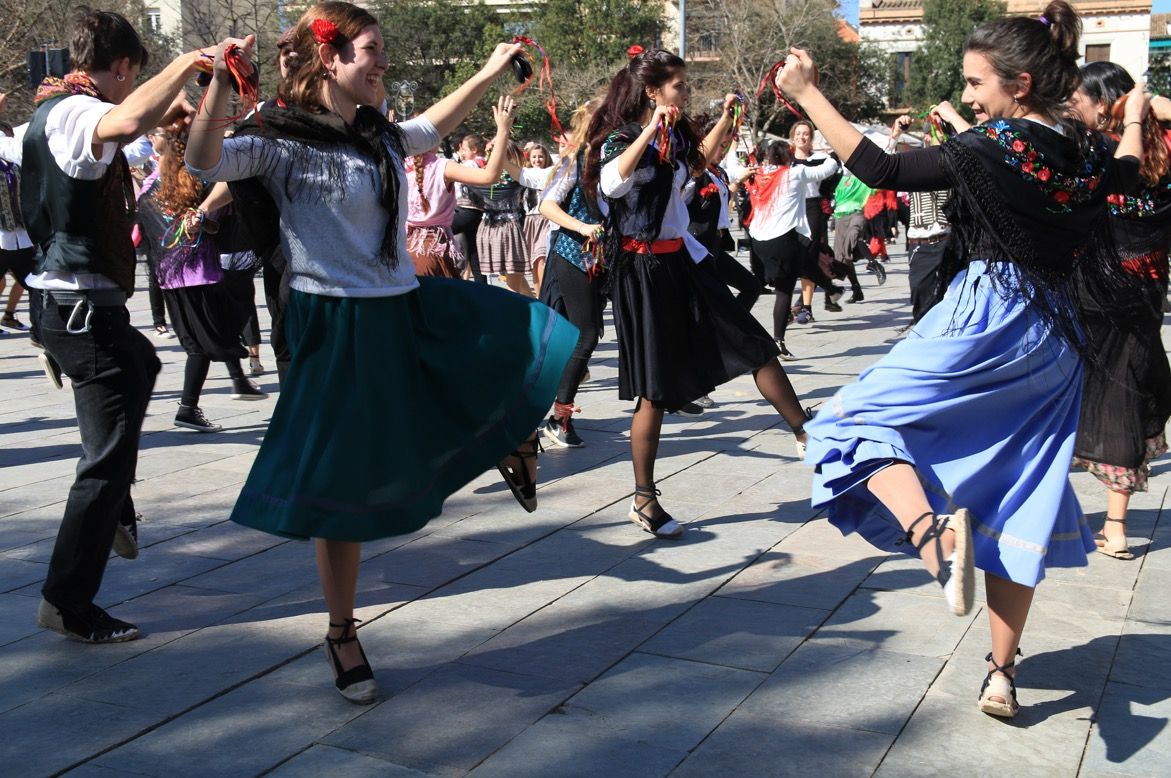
[
  {"x1": 324, "y1": 618, "x2": 378, "y2": 705},
  {"x1": 898, "y1": 508, "x2": 974, "y2": 616},
  {"x1": 791, "y1": 406, "x2": 816, "y2": 460},
  {"x1": 979, "y1": 649, "x2": 1022, "y2": 718},
  {"x1": 629, "y1": 483, "x2": 683, "y2": 538},
  {"x1": 1094, "y1": 517, "x2": 1134, "y2": 560},
  {"x1": 497, "y1": 433, "x2": 541, "y2": 513}
]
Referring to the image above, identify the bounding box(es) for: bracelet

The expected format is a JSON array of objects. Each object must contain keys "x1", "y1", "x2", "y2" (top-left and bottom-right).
[{"x1": 1125, "y1": 121, "x2": 1143, "y2": 128}]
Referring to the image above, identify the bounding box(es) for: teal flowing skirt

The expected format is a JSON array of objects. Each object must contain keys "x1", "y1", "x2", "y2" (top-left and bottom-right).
[{"x1": 229, "y1": 279, "x2": 578, "y2": 542}]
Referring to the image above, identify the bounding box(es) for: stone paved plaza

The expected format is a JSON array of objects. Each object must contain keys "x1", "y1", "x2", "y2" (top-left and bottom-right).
[{"x1": 2, "y1": 238, "x2": 1169, "y2": 777}]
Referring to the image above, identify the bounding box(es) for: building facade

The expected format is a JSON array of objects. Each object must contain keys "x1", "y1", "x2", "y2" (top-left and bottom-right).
[{"x1": 860, "y1": 0, "x2": 1152, "y2": 103}]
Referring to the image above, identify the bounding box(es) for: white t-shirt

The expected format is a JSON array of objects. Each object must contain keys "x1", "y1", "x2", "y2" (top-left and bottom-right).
[{"x1": 748, "y1": 157, "x2": 839, "y2": 243}]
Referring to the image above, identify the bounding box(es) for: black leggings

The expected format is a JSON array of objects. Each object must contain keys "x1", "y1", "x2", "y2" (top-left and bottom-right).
[
  {"x1": 452, "y1": 206, "x2": 486, "y2": 284},
  {"x1": 700, "y1": 249, "x2": 761, "y2": 311},
  {"x1": 754, "y1": 231, "x2": 803, "y2": 341},
  {"x1": 550, "y1": 254, "x2": 604, "y2": 405},
  {"x1": 181, "y1": 354, "x2": 245, "y2": 408}
]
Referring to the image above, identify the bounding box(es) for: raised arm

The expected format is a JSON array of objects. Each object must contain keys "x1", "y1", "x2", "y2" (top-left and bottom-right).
[
  {"x1": 185, "y1": 35, "x2": 256, "y2": 171},
  {"x1": 444, "y1": 95, "x2": 515, "y2": 186},
  {"x1": 775, "y1": 48, "x2": 866, "y2": 164},
  {"x1": 422, "y1": 43, "x2": 523, "y2": 137},
  {"x1": 699, "y1": 94, "x2": 738, "y2": 166},
  {"x1": 1114, "y1": 83, "x2": 1149, "y2": 161},
  {"x1": 93, "y1": 52, "x2": 205, "y2": 149},
  {"x1": 607, "y1": 104, "x2": 677, "y2": 189}
]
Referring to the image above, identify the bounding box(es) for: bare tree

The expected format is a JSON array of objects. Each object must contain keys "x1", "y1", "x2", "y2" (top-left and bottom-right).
[
  {"x1": 0, "y1": 0, "x2": 178, "y2": 124},
  {"x1": 181, "y1": 0, "x2": 284, "y2": 96},
  {"x1": 688, "y1": 0, "x2": 885, "y2": 144}
]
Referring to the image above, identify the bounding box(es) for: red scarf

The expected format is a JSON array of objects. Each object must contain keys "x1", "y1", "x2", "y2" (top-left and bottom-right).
[{"x1": 35, "y1": 73, "x2": 106, "y2": 106}]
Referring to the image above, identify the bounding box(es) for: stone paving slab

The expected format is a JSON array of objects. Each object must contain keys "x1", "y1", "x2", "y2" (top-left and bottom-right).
[{"x1": 1, "y1": 246, "x2": 1169, "y2": 776}]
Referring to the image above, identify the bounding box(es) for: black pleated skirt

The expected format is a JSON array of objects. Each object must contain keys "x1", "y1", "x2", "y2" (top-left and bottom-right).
[
  {"x1": 163, "y1": 277, "x2": 250, "y2": 362},
  {"x1": 610, "y1": 247, "x2": 779, "y2": 410},
  {"x1": 1074, "y1": 275, "x2": 1171, "y2": 472}
]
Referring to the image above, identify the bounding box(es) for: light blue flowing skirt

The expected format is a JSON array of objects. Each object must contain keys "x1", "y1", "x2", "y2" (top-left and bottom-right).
[{"x1": 806, "y1": 260, "x2": 1095, "y2": 586}]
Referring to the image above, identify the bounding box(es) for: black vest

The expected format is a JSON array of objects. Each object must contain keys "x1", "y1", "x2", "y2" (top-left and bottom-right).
[{"x1": 21, "y1": 94, "x2": 136, "y2": 293}]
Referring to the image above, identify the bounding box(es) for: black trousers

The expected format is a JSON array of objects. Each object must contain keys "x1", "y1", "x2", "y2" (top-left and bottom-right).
[
  {"x1": 40, "y1": 295, "x2": 160, "y2": 612},
  {"x1": 908, "y1": 240, "x2": 947, "y2": 323},
  {"x1": 452, "y1": 206, "x2": 486, "y2": 284},
  {"x1": 701, "y1": 247, "x2": 761, "y2": 311},
  {"x1": 550, "y1": 254, "x2": 604, "y2": 405}
]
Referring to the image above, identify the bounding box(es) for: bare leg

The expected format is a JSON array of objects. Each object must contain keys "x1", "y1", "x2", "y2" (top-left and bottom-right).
[
  {"x1": 867, "y1": 462, "x2": 955, "y2": 577},
  {"x1": 5, "y1": 279, "x2": 23, "y2": 315},
  {"x1": 533, "y1": 258, "x2": 545, "y2": 297},
  {"x1": 800, "y1": 277, "x2": 815, "y2": 308},
  {"x1": 984, "y1": 571, "x2": 1034, "y2": 704},
  {"x1": 315, "y1": 538, "x2": 363, "y2": 670},
  {"x1": 1101, "y1": 489, "x2": 1131, "y2": 545},
  {"x1": 630, "y1": 398, "x2": 666, "y2": 517},
  {"x1": 500, "y1": 273, "x2": 534, "y2": 297}
]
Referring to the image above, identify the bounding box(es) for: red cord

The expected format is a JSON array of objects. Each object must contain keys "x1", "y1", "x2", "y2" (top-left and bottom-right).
[
  {"x1": 196, "y1": 44, "x2": 260, "y2": 130},
  {"x1": 511, "y1": 36, "x2": 567, "y2": 144},
  {"x1": 755, "y1": 60, "x2": 806, "y2": 120}
]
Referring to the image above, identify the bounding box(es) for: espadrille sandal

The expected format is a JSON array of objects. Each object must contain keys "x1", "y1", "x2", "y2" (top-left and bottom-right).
[
  {"x1": 1094, "y1": 518, "x2": 1134, "y2": 560},
  {"x1": 899, "y1": 509, "x2": 975, "y2": 616},
  {"x1": 629, "y1": 484, "x2": 682, "y2": 538},
  {"x1": 979, "y1": 649, "x2": 1022, "y2": 718}
]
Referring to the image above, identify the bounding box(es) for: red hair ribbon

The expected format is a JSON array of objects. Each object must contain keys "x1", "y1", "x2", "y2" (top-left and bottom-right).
[
  {"x1": 511, "y1": 36, "x2": 567, "y2": 145},
  {"x1": 756, "y1": 60, "x2": 806, "y2": 120},
  {"x1": 312, "y1": 18, "x2": 341, "y2": 45},
  {"x1": 627, "y1": 44, "x2": 645, "y2": 59}
]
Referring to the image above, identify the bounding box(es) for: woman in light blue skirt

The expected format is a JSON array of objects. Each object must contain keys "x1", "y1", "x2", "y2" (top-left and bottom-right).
[{"x1": 777, "y1": 0, "x2": 1149, "y2": 717}]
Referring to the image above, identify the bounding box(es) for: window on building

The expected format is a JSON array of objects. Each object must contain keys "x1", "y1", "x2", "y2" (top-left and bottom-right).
[
  {"x1": 146, "y1": 7, "x2": 162, "y2": 33},
  {"x1": 1085, "y1": 43, "x2": 1111, "y2": 62},
  {"x1": 894, "y1": 51, "x2": 912, "y2": 102}
]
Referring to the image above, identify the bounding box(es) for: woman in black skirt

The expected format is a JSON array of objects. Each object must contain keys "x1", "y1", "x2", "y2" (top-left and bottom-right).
[
  {"x1": 582, "y1": 48, "x2": 812, "y2": 538},
  {"x1": 141, "y1": 126, "x2": 266, "y2": 432},
  {"x1": 1068, "y1": 61, "x2": 1171, "y2": 559}
]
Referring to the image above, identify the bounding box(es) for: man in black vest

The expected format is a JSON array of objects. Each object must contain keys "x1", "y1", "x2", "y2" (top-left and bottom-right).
[{"x1": 23, "y1": 9, "x2": 214, "y2": 643}]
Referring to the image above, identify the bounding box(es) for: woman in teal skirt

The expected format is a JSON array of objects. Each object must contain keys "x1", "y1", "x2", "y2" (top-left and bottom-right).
[
  {"x1": 187, "y1": 3, "x2": 576, "y2": 705},
  {"x1": 776, "y1": 0, "x2": 1148, "y2": 718}
]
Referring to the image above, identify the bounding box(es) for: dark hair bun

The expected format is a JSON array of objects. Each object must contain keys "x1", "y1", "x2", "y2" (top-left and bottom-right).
[{"x1": 1043, "y1": 0, "x2": 1081, "y2": 62}]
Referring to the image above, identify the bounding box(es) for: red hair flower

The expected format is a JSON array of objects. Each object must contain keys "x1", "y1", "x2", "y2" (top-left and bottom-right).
[
  {"x1": 312, "y1": 19, "x2": 341, "y2": 45},
  {"x1": 627, "y1": 44, "x2": 644, "y2": 59}
]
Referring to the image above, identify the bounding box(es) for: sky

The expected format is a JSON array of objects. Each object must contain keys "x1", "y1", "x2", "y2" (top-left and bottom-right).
[
  {"x1": 839, "y1": 0, "x2": 859, "y2": 26},
  {"x1": 836, "y1": 0, "x2": 1171, "y2": 20}
]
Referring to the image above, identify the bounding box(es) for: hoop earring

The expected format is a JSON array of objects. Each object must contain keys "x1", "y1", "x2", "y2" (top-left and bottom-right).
[{"x1": 115, "y1": 74, "x2": 126, "y2": 82}]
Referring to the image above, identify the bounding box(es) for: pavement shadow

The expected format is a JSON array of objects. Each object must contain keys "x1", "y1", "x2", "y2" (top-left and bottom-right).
[{"x1": 1014, "y1": 634, "x2": 1171, "y2": 762}]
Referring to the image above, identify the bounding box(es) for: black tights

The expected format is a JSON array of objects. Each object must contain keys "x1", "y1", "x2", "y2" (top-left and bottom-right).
[
  {"x1": 181, "y1": 355, "x2": 245, "y2": 407},
  {"x1": 755, "y1": 231, "x2": 803, "y2": 342},
  {"x1": 551, "y1": 255, "x2": 604, "y2": 405}
]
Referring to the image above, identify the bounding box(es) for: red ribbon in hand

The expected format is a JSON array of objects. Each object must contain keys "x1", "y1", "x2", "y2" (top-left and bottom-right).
[
  {"x1": 756, "y1": 60, "x2": 806, "y2": 120},
  {"x1": 511, "y1": 36, "x2": 567, "y2": 145}
]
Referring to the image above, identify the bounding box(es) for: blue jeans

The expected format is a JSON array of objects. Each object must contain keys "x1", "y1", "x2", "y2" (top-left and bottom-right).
[{"x1": 39, "y1": 293, "x2": 160, "y2": 612}]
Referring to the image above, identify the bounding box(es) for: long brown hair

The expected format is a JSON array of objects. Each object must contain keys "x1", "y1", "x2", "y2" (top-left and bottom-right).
[
  {"x1": 153, "y1": 124, "x2": 203, "y2": 214},
  {"x1": 582, "y1": 49, "x2": 704, "y2": 200},
  {"x1": 278, "y1": 1, "x2": 379, "y2": 113}
]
